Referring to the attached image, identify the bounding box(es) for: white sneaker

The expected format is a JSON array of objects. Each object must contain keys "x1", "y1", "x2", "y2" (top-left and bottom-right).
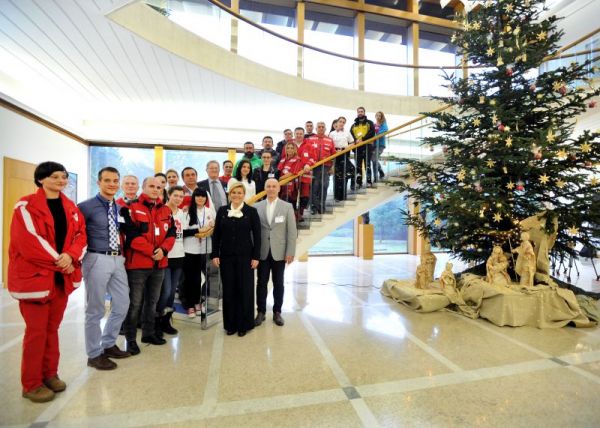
[{"x1": 194, "y1": 304, "x2": 202, "y2": 316}]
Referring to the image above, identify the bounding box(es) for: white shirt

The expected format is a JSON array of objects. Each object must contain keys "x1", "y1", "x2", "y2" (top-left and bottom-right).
[
  {"x1": 329, "y1": 129, "x2": 354, "y2": 149},
  {"x1": 266, "y1": 197, "x2": 278, "y2": 225},
  {"x1": 168, "y1": 208, "x2": 186, "y2": 259},
  {"x1": 183, "y1": 206, "x2": 215, "y2": 254},
  {"x1": 228, "y1": 177, "x2": 256, "y2": 202}
]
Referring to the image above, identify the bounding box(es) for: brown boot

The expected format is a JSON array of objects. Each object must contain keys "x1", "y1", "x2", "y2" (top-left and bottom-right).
[
  {"x1": 43, "y1": 376, "x2": 66, "y2": 392},
  {"x1": 22, "y1": 385, "x2": 55, "y2": 403},
  {"x1": 87, "y1": 354, "x2": 117, "y2": 370}
]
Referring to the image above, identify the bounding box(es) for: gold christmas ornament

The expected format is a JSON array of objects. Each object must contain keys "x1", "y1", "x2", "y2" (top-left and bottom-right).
[
  {"x1": 486, "y1": 160, "x2": 496, "y2": 168},
  {"x1": 547, "y1": 129, "x2": 556, "y2": 143},
  {"x1": 505, "y1": 136, "x2": 513, "y2": 147},
  {"x1": 457, "y1": 169, "x2": 466, "y2": 181},
  {"x1": 537, "y1": 31, "x2": 547, "y2": 41},
  {"x1": 555, "y1": 179, "x2": 566, "y2": 188},
  {"x1": 580, "y1": 142, "x2": 592, "y2": 153},
  {"x1": 486, "y1": 47, "x2": 495, "y2": 56},
  {"x1": 497, "y1": 56, "x2": 504, "y2": 66},
  {"x1": 504, "y1": 3, "x2": 514, "y2": 12},
  {"x1": 567, "y1": 225, "x2": 579, "y2": 236},
  {"x1": 473, "y1": 118, "x2": 481, "y2": 126},
  {"x1": 556, "y1": 149, "x2": 568, "y2": 160},
  {"x1": 493, "y1": 212, "x2": 502, "y2": 223},
  {"x1": 539, "y1": 174, "x2": 550, "y2": 184},
  {"x1": 506, "y1": 181, "x2": 515, "y2": 190}
]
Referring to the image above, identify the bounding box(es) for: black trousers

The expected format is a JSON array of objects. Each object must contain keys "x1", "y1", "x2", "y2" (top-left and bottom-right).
[
  {"x1": 334, "y1": 153, "x2": 355, "y2": 200},
  {"x1": 220, "y1": 255, "x2": 255, "y2": 333},
  {"x1": 355, "y1": 146, "x2": 371, "y2": 185},
  {"x1": 256, "y1": 251, "x2": 286, "y2": 314},
  {"x1": 182, "y1": 253, "x2": 207, "y2": 309}
]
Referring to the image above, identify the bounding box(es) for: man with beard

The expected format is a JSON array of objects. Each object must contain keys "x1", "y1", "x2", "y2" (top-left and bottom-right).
[
  {"x1": 233, "y1": 141, "x2": 262, "y2": 175},
  {"x1": 350, "y1": 107, "x2": 376, "y2": 188}
]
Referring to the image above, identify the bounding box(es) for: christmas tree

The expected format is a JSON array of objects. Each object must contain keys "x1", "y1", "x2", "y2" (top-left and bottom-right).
[{"x1": 397, "y1": 0, "x2": 599, "y2": 271}]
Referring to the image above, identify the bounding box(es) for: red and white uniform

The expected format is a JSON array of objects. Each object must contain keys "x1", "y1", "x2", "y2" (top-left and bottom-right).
[
  {"x1": 8, "y1": 188, "x2": 87, "y2": 301},
  {"x1": 306, "y1": 134, "x2": 336, "y2": 168},
  {"x1": 8, "y1": 188, "x2": 87, "y2": 393},
  {"x1": 120, "y1": 193, "x2": 176, "y2": 270}
]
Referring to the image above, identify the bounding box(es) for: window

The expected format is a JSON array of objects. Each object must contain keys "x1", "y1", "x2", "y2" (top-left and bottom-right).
[
  {"x1": 167, "y1": 0, "x2": 232, "y2": 50},
  {"x1": 419, "y1": 30, "x2": 457, "y2": 97},
  {"x1": 164, "y1": 149, "x2": 229, "y2": 185},
  {"x1": 303, "y1": 9, "x2": 356, "y2": 88},
  {"x1": 309, "y1": 219, "x2": 354, "y2": 255},
  {"x1": 364, "y1": 15, "x2": 409, "y2": 95},
  {"x1": 89, "y1": 146, "x2": 154, "y2": 198},
  {"x1": 369, "y1": 195, "x2": 409, "y2": 254},
  {"x1": 238, "y1": 1, "x2": 297, "y2": 75}
]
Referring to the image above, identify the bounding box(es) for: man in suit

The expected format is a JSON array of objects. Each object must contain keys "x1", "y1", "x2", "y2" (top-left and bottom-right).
[
  {"x1": 198, "y1": 160, "x2": 228, "y2": 211},
  {"x1": 253, "y1": 178, "x2": 297, "y2": 327}
]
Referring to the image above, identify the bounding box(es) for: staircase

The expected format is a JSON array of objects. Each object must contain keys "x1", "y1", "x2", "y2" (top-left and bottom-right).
[{"x1": 294, "y1": 183, "x2": 400, "y2": 256}]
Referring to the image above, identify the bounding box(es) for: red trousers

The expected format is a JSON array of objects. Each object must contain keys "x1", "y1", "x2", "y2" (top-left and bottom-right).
[{"x1": 18, "y1": 286, "x2": 68, "y2": 392}]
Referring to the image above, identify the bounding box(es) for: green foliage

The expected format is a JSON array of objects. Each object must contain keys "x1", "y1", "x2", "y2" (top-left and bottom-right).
[{"x1": 395, "y1": 0, "x2": 600, "y2": 263}]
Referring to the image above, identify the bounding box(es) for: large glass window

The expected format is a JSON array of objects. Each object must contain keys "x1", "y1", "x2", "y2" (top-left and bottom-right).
[
  {"x1": 309, "y1": 219, "x2": 354, "y2": 255},
  {"x1": 89, "y1": 146, "x2": 154, "y2": 197},
  {"x1": 167, "y1": 0, "x2": 231, "y2": 50},
  {"x1": 419, "y1": 30, "x2": 457, "y2": 97},
  {"x1": 238, "y1": 1, "x2": 297, "y2": 75},
  {"x1": 303, "y1": 8, "x2": 356, "y2": 88},
  {"x1": 164, "y1": 149, "x2": 229, "y2": 185},
  {"x1": 364, "y1": 15, "x2": 409, "y2": 95},
  {"x1": 370, "y1": 195, "x2": 409, "y2": 254}
]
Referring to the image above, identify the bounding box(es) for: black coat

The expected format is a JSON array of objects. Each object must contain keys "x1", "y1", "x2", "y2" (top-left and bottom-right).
[{"x1": 211, "y1": 203, "x2": 261, "y2": 260}]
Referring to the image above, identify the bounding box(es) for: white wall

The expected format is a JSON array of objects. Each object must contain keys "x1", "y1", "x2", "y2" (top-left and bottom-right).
[{"x1": 0, "y1": 105, "x2": 89, "y2": 285}]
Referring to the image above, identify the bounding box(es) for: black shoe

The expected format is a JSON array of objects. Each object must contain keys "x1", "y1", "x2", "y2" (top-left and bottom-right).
[
  {"x1": 127, "y1": 341, "x2": 140, "y2": 356},
  {"x1": 238, "y1": 330, "x2": 246, "y2": 337},
  {"x1": 310, "y1": 207, "x2": 317, "y2": 215},
  {"x1": 254, "y1": 312, "x2": 266, "y2": 327},
  {"x1": 154, "y1": 317, "x2": 164, "y2": 340},
  {"x1": 162, "y1": 313, "x2": 178, "y2": 335},
  {"x1": 141, "y1": 335, "x2": 167, "y2": 345},
  {"x1": 119, "y1": 325, "x2": 126, "y2": 336},
  {"x1": 226, "y1": 330, "x2": 236, "y2": 336},
  {"x1": 87, "y1": 355, "x2": 117, "y2": 370},
  {"x1": 273, "y1": 312, "x2": 285, "y2": 326}
]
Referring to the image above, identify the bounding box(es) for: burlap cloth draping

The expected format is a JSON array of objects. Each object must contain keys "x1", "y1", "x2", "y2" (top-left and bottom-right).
[{"x1": 381, "y1": 274, "x2": 596, "y2": 329}]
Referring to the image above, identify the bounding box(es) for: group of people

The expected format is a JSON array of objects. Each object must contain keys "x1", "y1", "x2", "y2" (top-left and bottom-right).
[
  {"x1": 8, "y1": 160, "x2": 297, "y2": 403},
  {"x1": 7, "y1": 107, "x2": 387, "y2": 403}
]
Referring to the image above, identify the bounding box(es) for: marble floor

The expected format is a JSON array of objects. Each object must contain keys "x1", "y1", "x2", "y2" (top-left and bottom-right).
[{"x1": 1, "y1": 254, "x2": 600, "y2": 427}]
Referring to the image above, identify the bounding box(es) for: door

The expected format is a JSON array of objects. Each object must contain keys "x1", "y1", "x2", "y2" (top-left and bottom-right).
[{"x1": 3, "y1": 157, "x2": 37, "y2": 287}]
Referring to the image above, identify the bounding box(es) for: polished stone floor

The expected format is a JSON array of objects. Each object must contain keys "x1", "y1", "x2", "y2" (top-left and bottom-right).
[{"x1": 1, "y1": 254, "x2": 600, "y2": 427}]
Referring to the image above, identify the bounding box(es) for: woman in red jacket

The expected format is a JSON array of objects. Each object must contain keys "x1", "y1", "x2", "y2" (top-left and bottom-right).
[
  {"x1": 277, "y1": 142, "x2": 303, "y2": 220},
  {"x1": 8, "y1": 161, "x2": 87, "y2": 403}
]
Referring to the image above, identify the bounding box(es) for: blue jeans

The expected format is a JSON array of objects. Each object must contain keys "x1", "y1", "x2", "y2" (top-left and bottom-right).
[{"x1": 157, "y1": 264, "x2": 183, "y2": 315}]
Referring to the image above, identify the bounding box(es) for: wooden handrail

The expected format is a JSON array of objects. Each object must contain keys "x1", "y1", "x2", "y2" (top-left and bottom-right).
[{"x1": 247, "y1": 105, "x2": 451, "y2": 204}]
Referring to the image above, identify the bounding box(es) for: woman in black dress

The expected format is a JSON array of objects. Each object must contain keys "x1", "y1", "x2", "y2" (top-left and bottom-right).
[{"x1": 211, "y1": 182, "x2": 261, "y2": 336}]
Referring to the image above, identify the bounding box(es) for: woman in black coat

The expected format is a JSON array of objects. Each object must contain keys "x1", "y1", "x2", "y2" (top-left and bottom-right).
[{"x1": 211, "y1": 181, "x2": 261, "y2": 336}]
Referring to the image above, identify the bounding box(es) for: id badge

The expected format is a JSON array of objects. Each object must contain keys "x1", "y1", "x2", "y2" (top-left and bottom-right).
[{"x1": 155, "y1": 226, "x2": 160, "y2": 236}]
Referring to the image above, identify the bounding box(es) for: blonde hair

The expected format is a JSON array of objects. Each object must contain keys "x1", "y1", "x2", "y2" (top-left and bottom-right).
[{"x1": 228, "y1": 181, "x2": 246, "y2": 199}]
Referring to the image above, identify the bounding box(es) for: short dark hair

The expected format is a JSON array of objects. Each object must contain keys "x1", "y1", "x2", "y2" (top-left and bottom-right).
[
  {"x1": 223, "y1": 160, "x2": 233, "y2": 166},
  {"x1": 154, "y1": 172, "x2": 167, "y2": 180},
  {"x1": 34, "y1": 161, "x2": 68, "y2": 188},
  {"x1": 357, "y1": 106, "x2": 366, "y2": 112},
  {"x1": 262, "y1": 136, "x2": 273, "y2": 142},
  {"x1": 244, "y1": 141, "x2": 254, "y2": 148},
  {"x1": 181, "y1": 166, "x2": 197, "y2": 177},
  {"x1": 168, "y1": 185, "x2": 184, "y2": 196},
  {"x1": 283, "y1": 128, "x2": 292, "y2": 133},
  {"x1": 294, "y1": 127, "x2": 304, "y2": 132},
  {"x1": 305, "y1": 121, "x2": 313, "y2": 125},
  {"x1": 97, "y1": 166, "x2": 120, "y2": 181}
]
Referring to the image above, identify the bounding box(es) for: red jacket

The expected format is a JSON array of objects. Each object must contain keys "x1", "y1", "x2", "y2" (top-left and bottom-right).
[
  {"x1": 297, "y1": 141, "x2": 317, "y2": 184},
  {"x1": 120, "y1": 193, "x2": 175, "y2": 269},
  {"x1": 306, "y1": 134, "x2": 336, "y2": 168},
  {"x1": 8, "y1": 188, "x2": 87, "y2": 302}
]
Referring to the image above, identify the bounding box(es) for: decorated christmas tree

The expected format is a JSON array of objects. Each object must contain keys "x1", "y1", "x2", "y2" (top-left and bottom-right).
[{"x1": 397, "y1": 0, "x2": 599, "y2": 276}]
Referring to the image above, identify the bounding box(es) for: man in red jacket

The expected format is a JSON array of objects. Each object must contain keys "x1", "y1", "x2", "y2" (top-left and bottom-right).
[
  {"x1": 307, "y1": 121, "x2": 335, "y2": 214},
  {"x1": 119, "y1": 176, "x2": 176, "y2": 355}
]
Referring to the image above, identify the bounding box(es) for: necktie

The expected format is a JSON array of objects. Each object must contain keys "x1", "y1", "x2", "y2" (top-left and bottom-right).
[
  {"x1": 211, "y1": 181, "x2": 222, "y2": 208},
  {"x1": 108, "y1": 200, "x2": 119, "y2": 251}
]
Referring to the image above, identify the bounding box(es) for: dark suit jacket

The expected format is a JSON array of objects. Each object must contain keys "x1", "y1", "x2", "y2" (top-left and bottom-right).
[
  {"x1": 211, "y1": 203, "x2": 261, "y2": 260},
  {"x1": 198, "y1": 178, "x2": 227, "y2": 209}
]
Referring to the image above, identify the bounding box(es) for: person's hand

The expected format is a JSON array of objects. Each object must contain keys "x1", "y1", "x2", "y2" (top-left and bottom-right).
[
  {"x1": 212, "y1": 257, "x2": 220, "y2": 267},
  {"x1": 251, "y1": 259, "x2": 259, "y2": 269},
  {"x1": 285, "y1": 256, "x2": 294, "y2": 264},
  {"x1": 55, "y1": 253, "x2": 73, "y2": 269},
  {"x1": 152, "y1": 248, "x2": 164, "y2": 261},
  {"x1": 62, "y1": 265, "x2": 75, "y2": 274},
  {"x1": 303, "y1": 165, "x2": 310, "y2": 173}
]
